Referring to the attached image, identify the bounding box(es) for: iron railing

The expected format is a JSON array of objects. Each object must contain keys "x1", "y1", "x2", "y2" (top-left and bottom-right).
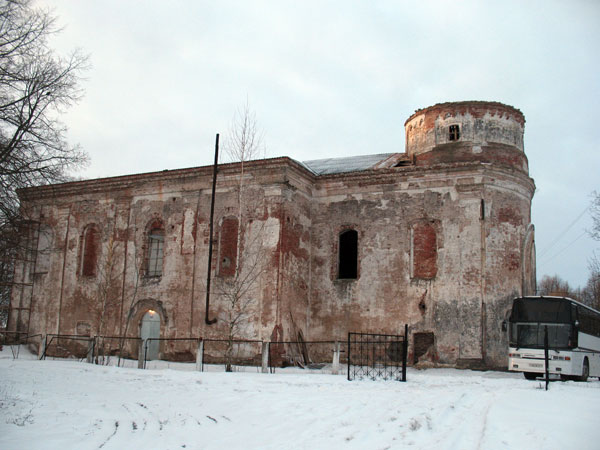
[{"x1": 347, "y1": 325, "x2": 408, "y2": 382}]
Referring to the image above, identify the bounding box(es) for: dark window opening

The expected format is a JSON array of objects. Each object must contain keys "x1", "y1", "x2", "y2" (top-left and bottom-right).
[
  {"x1": 147, "y1": 226, "x2": 164, "y2": 277},
  {"x1": 338, "y1": 229, "x2": 358, "y2": 279},
  {"x1": 480, "y1": 199, "x2": 485, "y2": 221},
  {"x1": 81, "y1": 225, "x2": 99, "y2": 277},
  {"x1": 449, "y1": 125, "x2": 460, "y2": 141},
  {"x1": 394, "y1": 160, "x2": 412, "y2": 167}
]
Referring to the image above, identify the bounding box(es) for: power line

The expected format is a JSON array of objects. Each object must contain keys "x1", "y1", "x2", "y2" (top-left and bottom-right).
[
  {"x1": 537, "y1": 206, "x2": 590, "y2": 259},
  {"x1": 538, "y1": 230, "x2": 588, "y2": 269}
]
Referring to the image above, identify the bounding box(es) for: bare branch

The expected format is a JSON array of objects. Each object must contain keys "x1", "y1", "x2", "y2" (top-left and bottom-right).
[{"x1": 590, "y1": 191, "x2": 600, "y2": 242}]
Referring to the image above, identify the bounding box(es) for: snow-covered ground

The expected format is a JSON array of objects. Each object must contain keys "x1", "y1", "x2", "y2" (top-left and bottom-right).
[{"x1": 1, "y1": 347, "x2": 599, "y2": 450}]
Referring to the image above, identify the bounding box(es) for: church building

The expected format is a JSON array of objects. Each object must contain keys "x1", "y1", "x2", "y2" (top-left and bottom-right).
[{"x1": 8, "y1": 101, "x2": 536, "y2": 369}]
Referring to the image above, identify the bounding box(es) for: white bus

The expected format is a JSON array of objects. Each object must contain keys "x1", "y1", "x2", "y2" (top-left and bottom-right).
[{"x1": 507, "y1": 296, "x2": 600, "y2": 381}]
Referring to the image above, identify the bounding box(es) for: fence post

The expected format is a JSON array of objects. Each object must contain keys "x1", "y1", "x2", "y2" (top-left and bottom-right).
[
  {"x1": 544, "y1": 325, "x2": 549, "y2": 391},
  {"x1": 347, "y1": 333, "x2": 351, "y2": 381},
  {"x1": 261, "y1": 341, "x2": 269, "y2": 373},
  {"x1": 332, "y1": 341, "x2": 341, "y2": 375},
  {"x1": 402, "y1": 324, "x2": 408, "y2": 382},
  {"x1": 195, "y1": 339, "x2": 204, "y2": 372},
  {"x1": 137, "y1": 339, "x2": 145, "y2": 369},
  {"x1": 86, "y1": 336, "x2": 96, "y2": 364},
  {"x1": 38, "y1": 335, "x2": 46, "y2": 360}
]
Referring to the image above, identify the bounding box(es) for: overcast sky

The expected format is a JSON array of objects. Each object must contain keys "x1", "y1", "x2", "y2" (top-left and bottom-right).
[{"x1": 37, "y1": 0, "x2": 599, "y2": 289}]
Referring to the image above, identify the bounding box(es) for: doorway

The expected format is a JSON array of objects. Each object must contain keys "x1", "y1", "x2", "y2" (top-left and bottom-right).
[{"x1": 140, "y1": 310, "x2": 160, "y2": 360}]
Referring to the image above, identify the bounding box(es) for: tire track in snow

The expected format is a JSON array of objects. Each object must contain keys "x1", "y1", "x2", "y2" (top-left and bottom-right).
[
  {"x1": 415, "y1": 389, "x2": 496, "y2": 450},
  {"x1": 98, "y1": 420, "x2": 119, "y2": 449}
]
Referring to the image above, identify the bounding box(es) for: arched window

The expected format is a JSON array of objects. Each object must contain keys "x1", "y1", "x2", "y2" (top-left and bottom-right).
[
  {"x1": 146, "y1": 220, "x2": 165, "y2": 278},
  {"x1": 80, "y1": 224, "x2": 99, "y2": 277},
  {"x1": 338, "y1": 229, "x2": 358, "y2": 279}
]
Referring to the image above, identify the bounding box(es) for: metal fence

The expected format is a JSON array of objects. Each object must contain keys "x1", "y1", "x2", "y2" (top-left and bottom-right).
[
  {"x1": 3, "y1": 332, "x2": 352, "y2": 377},
  {"x1": 95, "y1": 335, "x2": 142, "y2": 367},
  {"x1": 268, "y1": 340, "x2": 347, "y2": 373},
  {"x1": 200, "y1": 339, "x2": 263, "y2": 371},
  {"x1": 141, "y1": 337, "x2": 201, "y2": 369},
  {"x1": 0, "y1": 331, "x2": 42, "y2": 359},
  {"x1": 347, "y1": 326, "x2": 408, "y2": 381},
  {"x1": 41, "y1": 334, "x2": 93, "y2": 361}
]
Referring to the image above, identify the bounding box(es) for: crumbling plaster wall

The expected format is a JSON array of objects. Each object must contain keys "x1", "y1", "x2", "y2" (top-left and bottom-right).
[
  {"x1": 18, "y1": 160, "x2": 306, "y2": 356},
  {"x1": 12, "y1": 102, "x2": 536, "y2": 369},
  {"x1": 405, "y1": 101, "x2": 525, "y2": 157},
  {"x1": 306, "y1": 165, "x2": 534, "y2": 368}
]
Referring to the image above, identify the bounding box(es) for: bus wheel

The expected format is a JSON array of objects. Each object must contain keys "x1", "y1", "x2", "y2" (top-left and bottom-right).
[
  {"x1": 575, "y1": 358, "x2": 589, "y2": 382},
  {"x1": 524, "y1": 372, "x2": 538, "y2": 380}
]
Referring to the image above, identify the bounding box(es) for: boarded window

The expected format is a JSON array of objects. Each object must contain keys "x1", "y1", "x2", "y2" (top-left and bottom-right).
[
  {"x1": 80, "y1": 225, "x2": 100, "y2": 277},
  {"x1": 338, "y1": 229, "x2": 358, "y2": 279},
  {"x1": 218, "y1": 217, "x2": 239, "y2": 277},
  {"x1": 147, "y1": 224, "x2": 164, "y2": 277},
  {"x1": 411, "y1": 222, "x2": 437, "y2": 279}
]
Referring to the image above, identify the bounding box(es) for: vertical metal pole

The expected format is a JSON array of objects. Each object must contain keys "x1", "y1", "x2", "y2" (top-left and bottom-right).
[
  {"x1": 195, "y1": 339, "x2": 204, "y2": 372},
  {"x1": 86, "y1": 336, "x2": 95, "y2": 364},
  {"x1": 205, "y1": 134, "x2": 219, "y2": 325},
  {"x1": 544, "y1": 325, "x2": 549, "y2": 391},
  {"x1": 402, "y1": 324, "x2": 408, "y2": 382},
  {"x1": 347, "y1": 333, "x2": 351, "y2": 381},
  {"x1": 144, "y1": 340, "x2": 148, "y2": 369}
]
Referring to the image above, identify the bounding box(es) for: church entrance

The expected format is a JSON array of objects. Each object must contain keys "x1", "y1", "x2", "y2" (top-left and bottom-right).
[{"x1": 140, "y1": 310, "x2": 160, "y2": 360}]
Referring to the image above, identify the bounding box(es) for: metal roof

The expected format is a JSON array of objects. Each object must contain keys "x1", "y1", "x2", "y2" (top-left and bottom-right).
[{"x1": 300, "y1": 153, "x2": 395, "y2": 175}]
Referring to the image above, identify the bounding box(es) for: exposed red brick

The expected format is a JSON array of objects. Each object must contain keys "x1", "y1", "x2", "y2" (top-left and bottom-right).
[
  {"x1": 413, "y1": 222, "x2": 437, "y2": 279},
  {"x1": 218, "y1": 217, "x2": 238, "y2": 276},
  {"x1": 498, "y1": 207, "x2": 522, "y2": 227}
]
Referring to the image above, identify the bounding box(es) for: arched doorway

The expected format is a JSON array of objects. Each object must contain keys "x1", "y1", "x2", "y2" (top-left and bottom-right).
[{"x1": 140, "y1": 310, "x2": 160, "y2": 360}]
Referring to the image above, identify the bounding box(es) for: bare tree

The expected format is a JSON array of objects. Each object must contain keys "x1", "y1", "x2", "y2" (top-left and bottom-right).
[
  {"x1": 215, "y1": 103, "x2": 268, "y2": 371},
  {"x1": 117, "y1": 216, "x2": 144, "y2": 366},
  {"x1": 0, "y1": 222, "x2": 17, "y2": 328},
  {"x1": 215, "y1": 222, "x2": 268, "y2": 371},
  {"x1": 581, "y1": 252, "x2": 600, "y2": 310},
  {"x1": 222, "y1": 100, "x2": 265, "y2": 165},
  {"x1": 94, "y1": 226, "x2": 123, "y2": 364},
  {"x1": 0, "y1": 0, "x2": 88, "y2": 332},
  {"x1": 537, "y1": 274, "x2": 578, "y2": 299},
  {"x1": 591, "y1": 191, "x2": 600, "y2": 242},
  {"x1": 0, "y1": 0, "x2": 88, "y2": 224},
  {"x1": 222, "y1": 101, "x2": 265, "y2": 273}
]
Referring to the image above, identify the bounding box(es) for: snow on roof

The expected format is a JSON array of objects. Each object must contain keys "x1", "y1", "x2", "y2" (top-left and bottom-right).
[{"x1": 300, "y1": 153, "x2": 395, "y2": 175}]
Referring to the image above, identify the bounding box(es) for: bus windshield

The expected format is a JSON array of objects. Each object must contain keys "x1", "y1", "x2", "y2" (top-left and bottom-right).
[
  {"x1": 510, "y1": 298, "x2": 572, "y2": 323},
  {"x1": 509, "y1": 322, "x2": 571, "y2": 349},
  {"x1": 509, "y1": 298, "x2": 574, "y2": 349}
]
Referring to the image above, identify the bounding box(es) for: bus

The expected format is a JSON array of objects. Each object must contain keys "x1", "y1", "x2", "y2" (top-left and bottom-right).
[{"x1": 507, "y1": 296, "x2": 600, "y2": 381}]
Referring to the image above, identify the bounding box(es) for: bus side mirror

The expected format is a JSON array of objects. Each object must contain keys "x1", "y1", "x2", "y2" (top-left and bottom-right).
[{"x1": 502, "y1": 320, "x2": 508, "y2": 332}]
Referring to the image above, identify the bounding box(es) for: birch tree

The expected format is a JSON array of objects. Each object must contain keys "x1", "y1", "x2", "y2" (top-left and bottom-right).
[{"x1": 216, "y1": 103, "x2": 267, "y2": 371}]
